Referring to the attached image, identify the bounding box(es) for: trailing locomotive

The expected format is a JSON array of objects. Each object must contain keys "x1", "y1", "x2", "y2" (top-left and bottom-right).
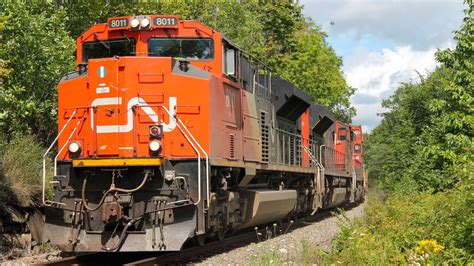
[{"x1": 43, "y1": 15, "x2": 366, "y2": 252}]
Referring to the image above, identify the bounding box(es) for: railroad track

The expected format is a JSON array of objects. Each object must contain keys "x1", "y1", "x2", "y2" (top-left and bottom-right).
[
  {"x1": 39, "y1": 203, "x2": 359, "y2": 265},
  {"x1": 35, "y1": 252, "x2": 166, "y2": 266}
]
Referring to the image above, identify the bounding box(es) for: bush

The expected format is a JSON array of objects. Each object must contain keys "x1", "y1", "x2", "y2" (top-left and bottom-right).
[
  {"x1": 0, "y1": 134, "x2": 53, "y2": 207},
  {"x1": 326, "y1": 188, "x2": 473, "y2": 265}
]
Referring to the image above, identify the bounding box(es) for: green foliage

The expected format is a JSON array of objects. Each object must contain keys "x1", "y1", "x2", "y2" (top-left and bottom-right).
[
  {"x1": 0, "y1": 2, "x2": 75, "y2": 143},
  {"x1": 0, "y1": 134, "x2": 53, "y2": 207},
  {"x1": 250, "y1": 189, "x2": 473, "y2": 264},
  {"x1": 277, "y1": 21, "x2": 355, "y2": 122},
  {"x1": 327, "y1": 190, "x2": 473, "y2": 264},
  {"x1": 253, "y1": 1, "x2": 305, "y2": 65},
  {"x1": 365, "y1": 69, "x2": 462, "y2": 192}
]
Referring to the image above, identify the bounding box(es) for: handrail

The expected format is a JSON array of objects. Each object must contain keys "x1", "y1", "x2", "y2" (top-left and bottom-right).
[
  {"x1": 319, "y1": 144, "x2": 326, "y2": 166},
  {"x1": 158, "y1": 105, "x2": 210, "y2": 211},
  {"x1": 302, "y1": 144, "x2": 325, "y2": 215},
  {"x1": 54, "y1": 118, "x2": 83, "y2": 175},
  {"x1": 276, "y1": 128, "x2": 299, "y2": 166},
  {"x1": 275, "y1": 128, "x2": 301, "y2": 138},
  {"x1": 303, "y1": 144, "x2": 324, "y2": 170},
  {"x1": 42, "y1": 109, "x2": 77, "y2": 204},
  {"x1": 175, "y1": 117, "x2": 210, "y2": 210},
  {"x1": 320, "y1": 145, "x2": 351, "y2": 174}
]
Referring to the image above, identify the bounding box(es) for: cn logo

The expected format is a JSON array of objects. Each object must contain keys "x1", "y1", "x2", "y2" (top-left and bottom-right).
[{"x1": 90, "y1": 97, "x2": 177, "y2": 134}]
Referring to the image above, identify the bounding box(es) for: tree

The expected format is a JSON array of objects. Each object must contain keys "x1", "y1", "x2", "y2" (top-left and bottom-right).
[
  {"x1": 434, "y1": 0, "x2": 473, "y2": 182},
  {"x1": 0, "y1": 3, "x2": 75, "y2": 142},
  {"x1": 277, "y1": 21, "x2": 355, "y2": 122}
]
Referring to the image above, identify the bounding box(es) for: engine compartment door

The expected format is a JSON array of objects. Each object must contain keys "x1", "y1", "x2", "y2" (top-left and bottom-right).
[{"x1": 88, "y1": 58, "x2": 120, "y2": 156}]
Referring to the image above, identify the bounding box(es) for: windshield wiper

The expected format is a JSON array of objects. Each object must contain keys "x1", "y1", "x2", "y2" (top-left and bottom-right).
[
  {"x1": 120, "y1": 30, "x2": 132, "y2": 43},
  {"x1": 93, "y1": 32, "x2": 110, "y2": 50}
]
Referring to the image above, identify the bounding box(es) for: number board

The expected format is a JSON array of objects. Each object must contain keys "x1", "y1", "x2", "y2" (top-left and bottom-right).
[
  {"x1": 108, "y1": 17, "x2": 129, "y2": 30},
  {"x1": 152, "y1": 16, "x2": 179, "y2": 28}
]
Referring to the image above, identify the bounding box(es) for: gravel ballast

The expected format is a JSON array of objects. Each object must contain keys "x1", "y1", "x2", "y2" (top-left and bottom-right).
[{"x1": 195, "y1": 203, "x2": 366, "y2": 265}]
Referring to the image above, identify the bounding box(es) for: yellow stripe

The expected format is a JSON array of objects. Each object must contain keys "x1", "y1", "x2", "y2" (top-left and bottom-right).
[{"x1": 72, "y1": 158, "x2": 163, "y2": 167}]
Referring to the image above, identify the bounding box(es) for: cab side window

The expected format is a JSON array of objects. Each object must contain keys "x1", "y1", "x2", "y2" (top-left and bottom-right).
[
  {"x1": 223, "y1": 43, "x2": 237, "y2": 79},
  {"x1": 354, "y1": 144, "x2": 361, "y2": 153},
  {"x1": 338, "y1": 128, "x2": 347, "y2": 141},
  {"x1": 240, "y1": 55, "x2": 254, "y2": 92},
  {"x1": 350, "y1": 131, "x2": 357, "y2": 141}
]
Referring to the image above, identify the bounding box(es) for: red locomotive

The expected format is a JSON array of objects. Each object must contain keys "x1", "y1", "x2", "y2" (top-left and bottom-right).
[{"x1": 43, "y1": 15, "x2": 365, "y2": 252}]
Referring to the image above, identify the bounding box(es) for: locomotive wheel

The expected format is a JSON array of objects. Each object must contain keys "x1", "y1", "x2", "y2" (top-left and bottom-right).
[
  {"x1": 192, "y1": 234, "x2": 206, "y2": 246},
  {"x1": 216, "y1": 229, "x2": 227, "y2": 241}
]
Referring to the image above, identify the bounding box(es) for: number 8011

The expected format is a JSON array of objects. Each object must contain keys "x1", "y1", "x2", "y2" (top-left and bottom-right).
[
  {"x1": 109, "y1": 19, "x2": 128, "y2": 28},
  {"x1": 153, "y1": 17, "x2": 177, "y2": 27}
]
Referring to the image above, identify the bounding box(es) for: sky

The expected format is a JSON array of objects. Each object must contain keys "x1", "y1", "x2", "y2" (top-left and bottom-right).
[{"x1": 301, "y1": 0, "x2": 466, "y2": 132}]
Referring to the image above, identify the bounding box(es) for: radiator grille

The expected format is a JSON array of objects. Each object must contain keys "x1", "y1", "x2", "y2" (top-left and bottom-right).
[
  {"x1": 260, "y1": 111, "x2": 269, "y2": 162},
  {"x1": 229, "y1": 134, "x2": 235, "y2": 159}
]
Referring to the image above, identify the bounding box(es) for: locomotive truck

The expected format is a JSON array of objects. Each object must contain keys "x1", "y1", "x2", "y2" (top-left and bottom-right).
[{"x1": 43, "y1": 15, "x2": 365, "y2": 252}]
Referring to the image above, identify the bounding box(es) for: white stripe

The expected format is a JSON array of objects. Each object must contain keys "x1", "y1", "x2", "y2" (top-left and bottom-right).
[{"x1": 90, "y1": 97, "x2": 177, "y2": 133}]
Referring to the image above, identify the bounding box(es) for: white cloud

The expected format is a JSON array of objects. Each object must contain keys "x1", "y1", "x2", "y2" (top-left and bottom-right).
[
  {"x1": 352, "y1": 102, "x2": 383, "y2": 133},
  {"x1": 302, "y1": 0, "x2": 464, "y2": 50},
  {"x1": 347, "y1": 45, "x2": 444, "y2": 131},
  {"x1": 346, "y1": 45, "x2": 439, "y2": 97}
]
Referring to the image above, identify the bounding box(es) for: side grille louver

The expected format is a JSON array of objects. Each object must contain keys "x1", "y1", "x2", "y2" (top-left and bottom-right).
[
  {"x1": 229, "y1": 134, "x2": 235, "y2": 159},
  {"x1": 260, "y1": 111, "x2": 269, "y2": 162}
]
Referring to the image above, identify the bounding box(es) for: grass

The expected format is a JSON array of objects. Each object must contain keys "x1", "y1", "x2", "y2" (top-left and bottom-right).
[
  {"x1": 327, "y1": 187, "x2": 473, "y2": 265},
  {"x1": 0, "y1": 134, "x2": 53, "y2": 207},
  {"x1": 249, "y1": 186, "x2": 473, "y2": 265},
  {"x1": 247, "y1": 238, "x2": 327, "y2": 265},
  {"x1": 249, "y1": 250, "x2": 283, "y2": 265}
]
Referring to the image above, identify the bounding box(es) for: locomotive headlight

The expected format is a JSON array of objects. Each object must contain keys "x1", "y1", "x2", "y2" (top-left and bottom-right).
[
  {"x1": 140, "y1": 18, "x2": 150, "y2": 28},
  {"x1": 130, "y1": 18, "x2": 140, "y2": 28},
  {"x1": 68, "y1": 141, "x2": 81, "y2": 154},
  {"x1": 149, "y1": 140, "x2": 161, "y2": 152}
]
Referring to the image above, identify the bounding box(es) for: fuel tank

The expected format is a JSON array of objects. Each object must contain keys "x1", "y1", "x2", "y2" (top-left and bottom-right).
[
  {"x1": 239, "y1": 189, "x2": 297, "y2": 228},
  {"x1": 325, "y1": 187, "x2": 349, "y2": 208}
]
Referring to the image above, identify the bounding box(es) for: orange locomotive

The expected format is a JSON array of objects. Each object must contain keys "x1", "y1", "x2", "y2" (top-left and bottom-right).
[{"x1": 43, "y1": 15, "x2": 365, "y2": 252}]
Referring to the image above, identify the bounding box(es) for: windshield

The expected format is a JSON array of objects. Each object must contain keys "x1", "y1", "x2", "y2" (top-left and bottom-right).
[
  {"x1": 83, "y1": 38, "x2": 135, "y2": 62},
  {"x1": 148, "y1": 38, "x2": 213, "y2": 60}
]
